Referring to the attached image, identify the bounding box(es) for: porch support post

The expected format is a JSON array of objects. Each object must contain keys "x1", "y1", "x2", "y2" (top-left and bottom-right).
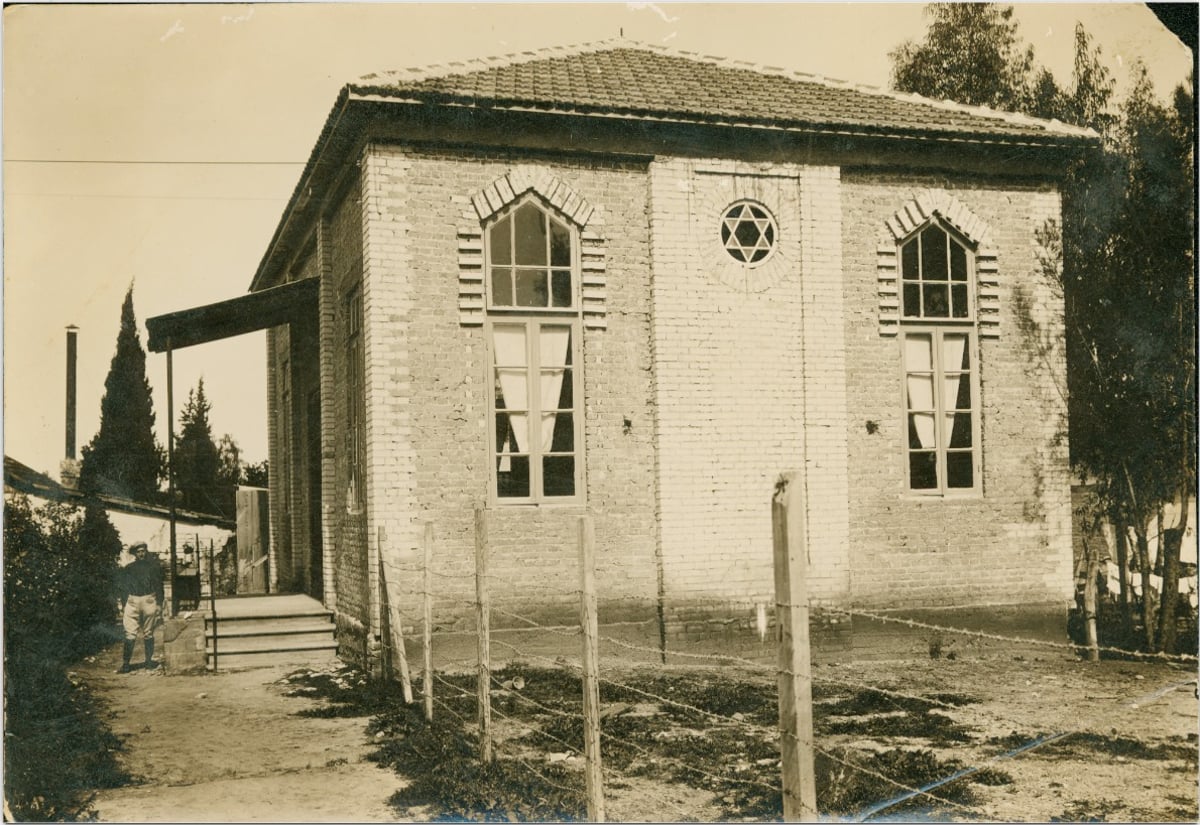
[{"x1": 166, "y1": 342, "x2": 179, "y2": 616}]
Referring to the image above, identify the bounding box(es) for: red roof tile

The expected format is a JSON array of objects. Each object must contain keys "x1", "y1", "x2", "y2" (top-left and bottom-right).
[{"x1": 351, "y1": 42, "x2": 1096, "y2": 145}]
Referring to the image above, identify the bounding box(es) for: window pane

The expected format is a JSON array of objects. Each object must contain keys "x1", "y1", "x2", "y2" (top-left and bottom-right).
[
  {"x1": 943, "y1": 334, "x2": 969, "y2": 371},
  {"x1": 543, "y1": 456, "x2": 575, "y2": 497},
  {"x1": 551, "y1": 269, "x2": 572, "y2": 307},
  {"x1": 944, "y1": 372, "x2": 972, "y2": 414},
  {"x1": 908, "y1": 412, "x2": 936, "y2": 449},
  {"x1": 495, "y1": 370, "x2": 528, "y2": 408},
  {"x1": 497, "y1": 455, "x2": 530, "y2": 498},
  {"x1": 539, "y1": 326, "x2": 571, "y2": 367},
  {"x1": 909, "y1": 452, "x2": 938, "y2": 489},
  {"x1": 950, "y1": 241, "x2": 967, "y2": 281},
  {"x1": 904, "y1": 333, "x2": 933, "y2": 370},
  {"x1": 492, "y1": 325, "x2": 528, "y2": 367},
  {"x1": 490, "y1": 216, "x2": 512, "y2": 265},
  {"x1": 515, "y1": 269, "x2": 549, "y2": 307},
  {"x1": 921, "y1": 225, "x2": 948, "y2": 281},
  {"x1": 906, "y1": 373, "x2": 935, "y2": 412},
  {"x1": 556, "y1": 369, "x2": 574, "y2": 409},
  {"x1": 923, "y1": 284, "x2": 949, "y2": 317},
  {"x1": 491, "y1": 267, "x2": 513, "y2": 306},
  {"x1": 901, "y1": 239, "x2": 919, "y2": 281},
  {"x1": 946, "y1": 452, "x2": 973, "y2": 488},
  {"x1": 514, "y1": 204, "x2": 548, "y2": 265},
  {"x1": 544, "y1": 412, "x2": 574, "y2": 452},
  {"x1": 903, "y1": 283, "x2": 921, "y2": 317},
  {"x1": 550, "y1": 219, "x2": 571, "y2": 267},
  {"x1": 951, "y1": 284, "x2": 968, "y2": 318},
  {"x1": 946, "y1": 412, "x2": 972, "y2": 448}
]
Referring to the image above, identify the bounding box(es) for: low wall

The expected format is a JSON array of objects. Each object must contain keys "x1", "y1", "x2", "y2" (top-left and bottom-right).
[{"x1": 161, "y1": 615, "x2": 207, "y2": 674}]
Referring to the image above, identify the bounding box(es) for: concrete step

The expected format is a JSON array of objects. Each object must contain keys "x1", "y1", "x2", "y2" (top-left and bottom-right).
[
  {"x1": 206, "y1": 614, "x2": 333, "y2": 636},
  {"x1": 207, "y1": 621, "x2": 335, "y2": 640},
  {"x1": 207, "y1": 647, "x2": 339, "y2": 671},
  {"x1": 208, "y1": 631, "x2": 336, "y2": 653}
]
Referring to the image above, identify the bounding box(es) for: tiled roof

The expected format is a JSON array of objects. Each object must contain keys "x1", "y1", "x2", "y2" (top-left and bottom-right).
[{"x1": 351, "y1": 41, "x2": 1096, "y2": 145}]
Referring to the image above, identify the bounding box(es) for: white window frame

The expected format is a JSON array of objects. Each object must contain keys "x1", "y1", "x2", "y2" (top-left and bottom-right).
[
  {"x1": 898, "y1": 219, "x2": 982, "y2": 497},
  {"x1": 900, "y1": 327, "x2": 982, "y2": 497},
  {"x1": 484, "y1": 195, "x2": 578, "y2": 313},
  {"x1": 899, "y1": 219, "x2": 975, "y2": 323},
  {"x1": 483, "y1": 195, "x2": 584, "y2": 505},
  {"x1": 485, "y1": 317, "x2": 584, "y2": 505}
]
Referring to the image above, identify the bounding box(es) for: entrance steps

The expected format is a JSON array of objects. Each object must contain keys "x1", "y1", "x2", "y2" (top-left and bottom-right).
[{"x1": 206, "y1": 594, "x2": 337, "y2": 670}]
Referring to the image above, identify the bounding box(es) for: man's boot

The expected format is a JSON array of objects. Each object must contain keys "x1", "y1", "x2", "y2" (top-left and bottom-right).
[
  {"x1": 117, "y1": 640, "x2": 134, "y2": 673},
  {"x1": 144, "y1": 638, "x2": 156, "y2": 669}
]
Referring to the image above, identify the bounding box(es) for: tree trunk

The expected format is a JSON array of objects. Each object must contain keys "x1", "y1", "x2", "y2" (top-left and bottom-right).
[
  {"x1": 1115, "y1": 521, "x2": 1132, "y2": 635},
  {"x1": 1157, "y1": 492, "x2": 1189, "y2": 655},
  {"x1": 1134, "y1": 524, "x2": 1156, "y2": 651}
]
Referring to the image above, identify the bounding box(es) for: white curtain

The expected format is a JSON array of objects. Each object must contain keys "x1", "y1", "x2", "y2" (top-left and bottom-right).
[
  {"x1": 941, "y1": 334, "x2": 968, "y2": 445},
  {"x1": 905, "y1": 334, "x2": 935, "y2": 449},
  {"x1": 493, "y1": 326, "x2": 528, "y2": 473},
  {"x1": 538, "y1": 326, "x2": 571, "y2": 451}
]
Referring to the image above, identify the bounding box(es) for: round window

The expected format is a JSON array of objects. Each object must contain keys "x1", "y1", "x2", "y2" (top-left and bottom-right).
[{"x1": 720, "y1": 201, "x2": 777, "y2": 264}]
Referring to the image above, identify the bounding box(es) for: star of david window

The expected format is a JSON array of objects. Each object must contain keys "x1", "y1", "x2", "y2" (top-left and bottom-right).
[{"x1": 720, "y1": 201, "x2": 777, "y2": 264}]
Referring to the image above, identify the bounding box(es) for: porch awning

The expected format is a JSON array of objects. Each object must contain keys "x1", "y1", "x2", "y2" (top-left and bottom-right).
[{"x1": 146, "y1": 277, "x2": 319, "y2": 352}]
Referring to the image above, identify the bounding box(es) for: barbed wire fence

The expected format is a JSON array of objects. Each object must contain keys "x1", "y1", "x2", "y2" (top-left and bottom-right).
[{"x1": 373, "y1": 476, "x2": 1198, "y2": 822}]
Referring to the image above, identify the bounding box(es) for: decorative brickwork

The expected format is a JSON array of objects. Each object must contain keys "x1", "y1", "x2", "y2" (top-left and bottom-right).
[
  {"x1": 844, "y1": 171, "x2": 1071, "y2": 609},
  {"x1": 876, "y1": 189, "x2": 1000, "y2": 338},
  {"x1": 458, "y1": 166, "x2": 607, "y2": 329}
]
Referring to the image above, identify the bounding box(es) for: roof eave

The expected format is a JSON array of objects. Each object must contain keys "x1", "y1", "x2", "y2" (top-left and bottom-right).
[{"x1": 250, "y1": 90, "x2": 1099, "y2": 291}]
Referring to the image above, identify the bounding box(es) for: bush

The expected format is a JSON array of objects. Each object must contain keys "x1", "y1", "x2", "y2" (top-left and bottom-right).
[{"x1": 4, "y1": 494, "x2": 128, "y2": 820}]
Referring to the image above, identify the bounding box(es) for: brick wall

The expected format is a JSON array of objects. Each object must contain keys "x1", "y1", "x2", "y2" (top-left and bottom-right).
[
  {"x1": 647, "y1": 159, "x2": 851, "y2": 605},
  {"x1": 327, "y1": 176, "x2": 370, "y2": 655},
  {"x1": 359, "y1": 144, "x2": 660, "y2": 642},
  {"x1": 841, "y1": 170, "x2": 1072, "y2": 609},
  {"x1": 267, "y1": 143, "x2": 1075, "y2": 661}
]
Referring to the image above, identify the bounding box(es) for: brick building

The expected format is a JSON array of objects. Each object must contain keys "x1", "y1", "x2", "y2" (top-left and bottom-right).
[{"x1": 240, "y1": 43, "x2": 1098, "y2": 665}]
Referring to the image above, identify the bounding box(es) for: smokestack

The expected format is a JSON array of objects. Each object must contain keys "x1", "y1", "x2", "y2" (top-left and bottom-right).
[
  {"x1": 60, "y1": 326, "x2": 81, "y2": 490},
  {"x1": 65, "y1": 325, "x2": 78, "y2": 459}
]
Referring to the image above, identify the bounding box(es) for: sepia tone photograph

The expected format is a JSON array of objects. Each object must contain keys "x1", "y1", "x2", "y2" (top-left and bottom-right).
[{"x1": 3, "y1": 2, "x2": 1196, "y2": 821}]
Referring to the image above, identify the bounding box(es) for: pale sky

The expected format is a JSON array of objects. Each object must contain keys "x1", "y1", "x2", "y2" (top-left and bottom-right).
[{"x1": 3, "y1": 2, "x2": 1192, "y2": 480}]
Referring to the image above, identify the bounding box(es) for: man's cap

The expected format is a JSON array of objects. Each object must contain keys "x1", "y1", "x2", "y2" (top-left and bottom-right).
[{"x1": 129, "y1": 542, "x2": 149, "y2": 554}]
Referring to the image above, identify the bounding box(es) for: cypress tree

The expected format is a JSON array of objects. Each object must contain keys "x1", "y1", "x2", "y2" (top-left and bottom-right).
[
  {"x1": 79, "y1": 287, "x2": 164, "y2": 501},
  {"x1": 175, "y1": 378, "x2": 222, "y2": 515}
]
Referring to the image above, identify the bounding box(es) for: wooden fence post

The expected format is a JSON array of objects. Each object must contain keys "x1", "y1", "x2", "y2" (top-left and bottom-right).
[
  {"x1": 377, "y1": 528, "x2": 413, "y2": 703},
  {"x1": 423, "y1": 520, "x2": 435, "y2": 722},
  {"x1": 474, "y1": 508, "x2": 493, "y2": 763},
  {"x1": 772, "y1": 472, "x2": 818, "y2": 822},
  {"x1": 579, "y1": 515, "x2": 606, "y2": 822}
]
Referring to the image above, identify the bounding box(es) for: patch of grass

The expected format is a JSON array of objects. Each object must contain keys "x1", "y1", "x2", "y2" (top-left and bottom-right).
[
  {"x1": 819, "y1": 747, "x2": 993, "y2": 817},
  {"x1": 1041, "y1": 732, "x2": 1198, "y2": 762},
  {"x1": 819, "y1": 689, "x2": 977, "y2": 717},
  {"x1": 371, "y1": 704, "x2": 587, "y2": 821},
  {"x1": 823, "y1": 711, "x2": 974, "y2": 744}
]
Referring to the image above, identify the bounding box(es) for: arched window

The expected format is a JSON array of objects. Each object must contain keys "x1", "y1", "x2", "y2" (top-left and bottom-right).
[
  {"x1": 899, "y1": 220, "x2": 980, "y2": 495},
  {"x1": 485, "y1": 197, "x2": 582, "y2": 503},
  {"x1": 488, "y1": 200, "x2": 575, "y2": 310}
]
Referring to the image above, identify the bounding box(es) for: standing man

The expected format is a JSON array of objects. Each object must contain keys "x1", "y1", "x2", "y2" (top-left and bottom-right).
[{"x1": 118, "y1": 542, "x2": 164, "y2": 673}]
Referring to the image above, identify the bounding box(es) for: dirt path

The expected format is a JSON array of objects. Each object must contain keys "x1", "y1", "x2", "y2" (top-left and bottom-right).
[{"x1": 79, "y1": 644, "x2": 403, "y2": 822}]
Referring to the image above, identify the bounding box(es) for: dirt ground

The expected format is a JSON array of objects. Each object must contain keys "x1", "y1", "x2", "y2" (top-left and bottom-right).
[
  {"x1": 80, "y1": 645, "x2": 401, "y2": 823},
  {"x1": 76, "y1": 638, "x2": 1198, "y2": 823}
]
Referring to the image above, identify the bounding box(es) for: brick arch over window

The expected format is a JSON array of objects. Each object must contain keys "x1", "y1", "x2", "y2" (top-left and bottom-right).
[
  {"x1": 457, "y1": 166, "x2": 607, "y2": 329},
  {"x1": 876, "y1": 190, "x2": 1000, "y2": 338}
]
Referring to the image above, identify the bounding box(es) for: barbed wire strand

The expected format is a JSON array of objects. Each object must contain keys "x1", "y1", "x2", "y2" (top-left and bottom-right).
[{"x1": 825, "y1": 606, "x2": 1199, "y2": 664}]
